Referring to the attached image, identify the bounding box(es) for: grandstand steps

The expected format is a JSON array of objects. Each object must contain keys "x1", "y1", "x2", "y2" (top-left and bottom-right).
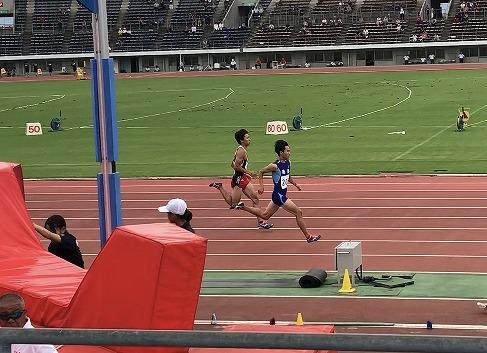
[
  {"x1": 246, "y1": 0, "x2": 279, "y2": 45},
  {"x1": 61, "y1": 0, "x2": 79, "y2": 54},
  {"x1": 21, "y1": 0, "x2": 35, "y2": 55},
  {"x1": 117, "y1": 0, "x2": 130, "y2": 28},
  {"x1": 442, "y1": 0, "x2": 457, "y2": 40},
  {"x1": 214, "y1": 0, "x2": 229, "y2": 25},
  {"x1": 248, "y1": 0, "x2": 273, "y2": 28},
  {"x1": 162, "y1": 0, "x2": 179, "y2": 29}
]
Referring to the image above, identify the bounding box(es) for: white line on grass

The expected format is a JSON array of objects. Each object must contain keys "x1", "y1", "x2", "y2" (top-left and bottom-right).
[
  {"x1": 0, "y1": 94, "x2": 66, "y2": 113},
  {"x1": 68, "y1": 87, "x2": 235, "y2": 130},
  {"x1": 393, "y1": 103, "x2": 487, "y2": 161},
  {"x1": 303, "y1": 83, "x2": 412, "y2": 130}
]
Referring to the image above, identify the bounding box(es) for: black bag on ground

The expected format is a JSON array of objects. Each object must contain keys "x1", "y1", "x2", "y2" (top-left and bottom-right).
[{"x1": 299, "y1": 269, "x2": 327, "y2": 288}]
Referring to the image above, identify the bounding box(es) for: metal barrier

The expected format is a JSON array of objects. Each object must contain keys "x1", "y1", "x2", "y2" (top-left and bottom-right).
[{"x1": 1, "y1": 328, "x2": 487, "y2": 353}]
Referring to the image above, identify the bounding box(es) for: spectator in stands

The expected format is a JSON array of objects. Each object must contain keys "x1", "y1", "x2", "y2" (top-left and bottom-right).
[
  {"x1": 403, "y1": 54, "x2": 410, "y2": 64},
  {"x1": 230, "y1": 58, "x2": 237, "y2": 70},
  {"x1": 376, "y1": 16, "x2": 383, "y2": 26},
  {"x1": 0, "y1": 293, "x2": 59, "y2": 352},
  {"x1": 255, "y1": 57, "x2": 262, "y2": 69},
  {"x1": 321, "y1": 18, "x2": 328, "y2": 25},
  {"x1": 280, "y1": 56, "x2": 287, "y2": 67},
  {"x1": 34, "y1": 215, "x2": 85, "y2": 269},
  {"x1": 411, "y1": 33, "x2": 418, "y2": 42},
  {"x1": 154, "y1": 64, "x2": 161, "y2": 72},
  {"x1": 362, "y1": 28, "x2": 369, "y2": 39},
  {"x1": 416, "y1": 14, "x2": 422, "y2": 24},
  {"x1": 268, "y1": 23, "x2": 274, "y2": 30},
  {"x1": 433, "y1": 33, "x2": 440, "y2": 41},
  {"x1": 428, "y1": 53, "x2": 435, "y2": 64},
  {"x1": 158, "y1": 199, "x2": 195, "y2": 233},
  {"x1": 458, "y1": 52, "x2": 465, "y2": 63},
  {"x1": 48, "y1": 63, "x2": 53, "y2": 76},
  {"x1": 399, "y1": 7, "x2": 405, "y2": 20}
]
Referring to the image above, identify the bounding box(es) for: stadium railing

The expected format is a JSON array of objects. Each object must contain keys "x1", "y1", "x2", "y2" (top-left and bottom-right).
[{"x1": 1, "y1": 328, "x2": 487, "y2": 353}]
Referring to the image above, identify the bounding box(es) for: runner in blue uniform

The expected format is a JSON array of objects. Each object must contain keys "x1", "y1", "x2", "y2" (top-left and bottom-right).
[{"x1": 233, "y1": 140, "x2": 321, "y2": 243}]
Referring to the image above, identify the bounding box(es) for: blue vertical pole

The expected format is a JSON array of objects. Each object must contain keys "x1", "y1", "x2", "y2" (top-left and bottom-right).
[{"x1": 77, "y1": 0, "x2": 122, "y2": 246}]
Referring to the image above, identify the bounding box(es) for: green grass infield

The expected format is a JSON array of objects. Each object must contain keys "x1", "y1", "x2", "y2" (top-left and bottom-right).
[{"x1": 1, "y1": 69, "x2": 487, "y2": 178}]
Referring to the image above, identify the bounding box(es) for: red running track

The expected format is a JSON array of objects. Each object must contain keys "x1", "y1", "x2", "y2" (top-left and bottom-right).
[{"x1": 24, "y1": 175, "x2": 487, "y2": 326}]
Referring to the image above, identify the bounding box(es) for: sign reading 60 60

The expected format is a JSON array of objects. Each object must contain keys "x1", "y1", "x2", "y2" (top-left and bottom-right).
[{"x1": 265, "y1": 121, "x2": 289, "y2": 135}]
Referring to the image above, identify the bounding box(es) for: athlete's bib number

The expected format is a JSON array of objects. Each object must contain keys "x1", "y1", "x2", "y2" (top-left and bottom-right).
[{"x1": 280, "y1": 174, "x2": 289, "y2": 189}]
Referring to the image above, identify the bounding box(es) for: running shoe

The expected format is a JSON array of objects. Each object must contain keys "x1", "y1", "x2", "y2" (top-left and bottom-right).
[
  {"x1": 258, "y1": 222, "x2": 274, "y2": 230},
  {"x1": 209, "y1": 182, "x2": 222, "y2": 188},
  {"x1": 230, "y1": 201, "x2": 244, "y2": 209},
  {"x1": 306, "y1": 235, "x2": 321, "y2": 243}
]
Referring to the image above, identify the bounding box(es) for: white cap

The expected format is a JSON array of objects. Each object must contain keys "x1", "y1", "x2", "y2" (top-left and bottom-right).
[{"x1": 157, "y1": 198, "x2": 187, "y2": 216}]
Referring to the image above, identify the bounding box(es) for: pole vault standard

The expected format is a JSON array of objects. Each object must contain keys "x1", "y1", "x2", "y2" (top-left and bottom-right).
[{"x1": 77, "y1": 0, "x2": 122, "y2": 246}]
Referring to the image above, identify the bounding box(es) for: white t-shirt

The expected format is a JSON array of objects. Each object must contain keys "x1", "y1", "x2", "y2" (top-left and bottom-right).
[{"x1": 11, "y1": 318, "x2": 58, "y2": 353}]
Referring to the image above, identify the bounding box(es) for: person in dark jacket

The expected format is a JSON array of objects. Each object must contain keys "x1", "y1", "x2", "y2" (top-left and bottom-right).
[{"x1": 34, "y1": 215, "x2": 84, "y2": 268}]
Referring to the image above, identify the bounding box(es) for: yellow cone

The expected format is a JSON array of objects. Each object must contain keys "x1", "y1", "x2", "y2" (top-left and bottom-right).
[
  {"x1": 339, "y1": 268, "x2": 356, "y2": 293},
  {"x1": 296, "y1": 312, "x2": 304, "y2": 326}
]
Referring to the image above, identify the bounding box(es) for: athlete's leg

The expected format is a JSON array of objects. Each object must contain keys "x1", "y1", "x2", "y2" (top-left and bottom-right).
[
  {"x1": 211, "y1": 183, "x2": 241, "y2": 206},
  {"x1": 282, "y1": 199, "x2": 318, "y2": 240},
  {"x1": 240, "y1": 200, "x2": 279, "y2": 220},
  {"x1": 242, "y1": 182, "x2": 266, "y2": 224}
]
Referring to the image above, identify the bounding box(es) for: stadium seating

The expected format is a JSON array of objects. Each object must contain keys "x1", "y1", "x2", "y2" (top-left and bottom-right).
[
  {"x1": 0, "y1": 33, "x2": 22, "y2": 55},
  {"x1": 158, "y1": 28, "x2": 203, "y2": 49},
  {"x1": 449, "y1": 17, "x2": 487, "y2": 40},
  {"x1": 170, "y1": 0, "x2": 218, "y2": 30},
  {"x1": 247, "y1": 25, "x2": 293, "y2": 47},
  {"x1": 0, "y1": 162, "x2": 208, "y2": 353},
  {"x1": 293, "y1": 23, "x2": 343, "y2": 46},
  {"x1": 114, "y1": 29, "x2": 158, "y2": 51},
  {"x1": 206, "y1": 27, "x2": 250, "y2": 48}
]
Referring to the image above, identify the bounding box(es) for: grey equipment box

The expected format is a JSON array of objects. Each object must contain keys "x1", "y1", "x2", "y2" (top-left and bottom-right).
[{"x1": 335, "y1": 241, "x2": 363, "y2": 285}]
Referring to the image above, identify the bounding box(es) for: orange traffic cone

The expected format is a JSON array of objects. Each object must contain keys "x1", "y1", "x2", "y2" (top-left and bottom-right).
[{"x1": 339, "y1": 268, "x2": 356, "y2": 293}]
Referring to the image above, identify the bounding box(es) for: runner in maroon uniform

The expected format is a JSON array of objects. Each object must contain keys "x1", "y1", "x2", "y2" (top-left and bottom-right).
[{"x1": 210, "y1": 129, "x2": 273, "y2": 229}]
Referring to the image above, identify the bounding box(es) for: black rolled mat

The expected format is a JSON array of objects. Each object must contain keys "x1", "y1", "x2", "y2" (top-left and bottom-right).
[{"x1": 299, "y1": 269, "x2": 328, "y2": 288}]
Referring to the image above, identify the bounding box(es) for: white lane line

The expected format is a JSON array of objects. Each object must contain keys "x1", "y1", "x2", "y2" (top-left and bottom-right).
[
  {"x1": 80, "y1": 253, "x2": 487, "y2": 258},
  {"x1": 27, "y1": 215, "x2": 487, "y2": 220},
  {"x1": 197, "y1": 295, "x2": 487, "y2": 301},
  {"x1": 195, "y1": 227, "x2": 487, "y2": 230},
  {"x1": 23, "y1": 189, "x2": 487, "y2": 194},
  {"x1": 393, "y1": 103, "x2": 487, "y2": 161},
  {"x1": 41, "y1": 239, "x2": 487, "y2": 243},
  {"x1": 193, "y1": 320, "x2": 487, "y2": 330},
  {"x1": 26, "y1": 206, "x2": 487, "y2": 210},
  {"x1": 304, "y1": 83, "x2": 412, "y2": 130}
]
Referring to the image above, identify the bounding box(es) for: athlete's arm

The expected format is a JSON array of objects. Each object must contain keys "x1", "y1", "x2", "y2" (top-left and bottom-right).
[
  {"x1": 289, "y1": 176, "x2": 302, "y2": 191},
  {"x1": 257, "y1": 163, "x2": 277, "y2": 194},
  {"x1": 233, "y1": 148, "x2": 256, "y2": 177}
]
